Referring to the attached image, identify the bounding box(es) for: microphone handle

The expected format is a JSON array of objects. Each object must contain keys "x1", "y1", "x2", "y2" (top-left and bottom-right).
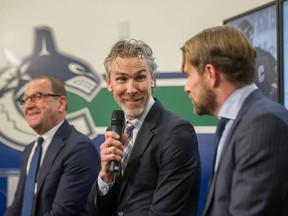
[{"x1": 109, "y1": 124, "x2": 123, "y2": 172}]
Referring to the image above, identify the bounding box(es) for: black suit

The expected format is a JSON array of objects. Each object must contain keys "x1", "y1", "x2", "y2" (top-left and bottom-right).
[
  {"x1": 203, "y1": 90, "x2": 288, "y2": 216},
  {"x1": 5, "y1": 120, "x2": 100, "y2": 216},
  {"x1": 88, "y1": 99, "x2": 201, "y2": 216}
]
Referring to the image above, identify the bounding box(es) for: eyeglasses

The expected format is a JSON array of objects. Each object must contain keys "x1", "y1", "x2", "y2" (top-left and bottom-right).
[{"x1": 17, "y1": 92, "x2": 62, "y2": 106}]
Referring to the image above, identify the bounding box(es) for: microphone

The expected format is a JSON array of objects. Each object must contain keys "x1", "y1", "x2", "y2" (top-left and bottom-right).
[{"x1": 109, "y1": 110, "x2": 125, "y2": 172}]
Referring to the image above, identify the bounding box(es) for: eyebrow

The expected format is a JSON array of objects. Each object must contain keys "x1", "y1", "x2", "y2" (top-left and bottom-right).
[{"x1": 115, "y1": 69, "x2": 148, "y2": 76}]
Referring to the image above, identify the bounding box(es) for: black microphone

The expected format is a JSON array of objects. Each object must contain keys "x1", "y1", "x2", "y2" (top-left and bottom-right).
[{"x1": 109, "y1": 110, "x2": 125, "y2": 172}]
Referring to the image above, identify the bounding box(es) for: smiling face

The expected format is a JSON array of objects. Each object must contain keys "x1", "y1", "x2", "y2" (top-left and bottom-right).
[
  {"x1": 106, "y1": 56, "x2": 155, "y2": 120},
  {"x1": 23, "y1": 78, "x2": 66, "y2": 135}
]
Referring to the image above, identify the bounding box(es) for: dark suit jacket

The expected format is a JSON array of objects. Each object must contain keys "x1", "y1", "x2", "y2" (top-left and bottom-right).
[
  {"x1": 88, "y1": 99, "x2": 201, "y2": 216},
  {"x1": 203, "y1": 90, "x2": 288, "y2": 216},
  {"x1": 5, "y1": 120, "x2": 100, "y2": 216}
]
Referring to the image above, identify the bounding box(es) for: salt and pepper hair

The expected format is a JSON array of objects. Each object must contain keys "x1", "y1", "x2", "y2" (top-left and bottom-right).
[{"x1": 104, "y1": 39, "x2": 159, "y2": 79}]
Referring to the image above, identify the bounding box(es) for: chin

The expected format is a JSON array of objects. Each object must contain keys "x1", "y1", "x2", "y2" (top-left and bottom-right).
[
  {"x1": 193, "y1": 109, "x2": 202, "y2": 116},
  {"x1": 193, "y1": 105, "x2": 204, "y2": 116},
  {"x1": 123, "y1": 106, "x2": 144, "y2": 119}
]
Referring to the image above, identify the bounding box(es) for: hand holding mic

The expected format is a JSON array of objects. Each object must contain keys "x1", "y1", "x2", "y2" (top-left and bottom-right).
[{"x1": 109, "y1": 110, "x2": 125, "y2": 172}]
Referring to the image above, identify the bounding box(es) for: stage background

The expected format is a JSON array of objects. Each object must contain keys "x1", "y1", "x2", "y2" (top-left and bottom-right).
[{"x1": 0, "y1": 0, "x2": 272, "y2": 215}]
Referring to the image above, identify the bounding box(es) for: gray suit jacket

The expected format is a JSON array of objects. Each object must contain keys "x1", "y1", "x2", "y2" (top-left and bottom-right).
[
  {"x1": 88, "y1": 99, "x2": 201, "y2": 216},
  {"x1": 203, "y1": 90, "x2": 288, "y2": 216},
  {"x1": 5, "y1": 120, "x2": 100, "y2": 216}
]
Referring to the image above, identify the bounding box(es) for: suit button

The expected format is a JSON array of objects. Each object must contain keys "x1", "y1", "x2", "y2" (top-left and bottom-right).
[{"x1": 118, "y1": 212, "x2": 124, "y2": 216}]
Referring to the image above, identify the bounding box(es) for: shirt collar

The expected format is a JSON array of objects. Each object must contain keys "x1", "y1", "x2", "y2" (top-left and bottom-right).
[
  {"x1": 218, "y1": 84, "x2": 257, "y2": 120},
  {"x1": 40, "y1": 120, "x2": 64, "y2": 143},
  {"x1": 127, "y1": 97, "x2": 155, "y2": 130}
]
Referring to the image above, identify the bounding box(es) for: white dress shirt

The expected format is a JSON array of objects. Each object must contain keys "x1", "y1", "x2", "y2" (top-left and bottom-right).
[{"x1": 26, "y1": 120, "x2": 64, "y2": 192}]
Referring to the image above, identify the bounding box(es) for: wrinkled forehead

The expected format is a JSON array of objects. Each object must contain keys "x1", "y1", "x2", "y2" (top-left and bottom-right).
[{"x1": 112, "y1": 56, "x2": 149, "y2": 72}]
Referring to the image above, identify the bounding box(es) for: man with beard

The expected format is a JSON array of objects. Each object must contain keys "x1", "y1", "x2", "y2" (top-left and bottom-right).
[
  {"x1": 88, "y1": 39, "x2": 201, "y2": 216},
  {"x1": 181, "y1": 25, "x2": 288, "y2": 216}
]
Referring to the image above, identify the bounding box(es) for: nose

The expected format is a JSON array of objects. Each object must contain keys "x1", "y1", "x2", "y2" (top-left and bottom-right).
[
  {"x1": 23, "y1": 98, "x2": 35, "y2": 109},
  {"x1": 184, "y1": 80, "x2": 190, "y2": 93},
  {"x1": 126, "y1": 80, "x2": 137, "y2": 94}
]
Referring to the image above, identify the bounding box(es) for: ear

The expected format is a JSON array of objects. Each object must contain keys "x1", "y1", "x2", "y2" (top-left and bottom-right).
[
  {"x1": 106, "y1": 78, "x2": 113, "y2": 92},
  {"x1": 59, "y1": 96, "x2": 67, "y2": 112},
  {"x1": 205, "y1": 64, "x2": 218, "y2": 87},
  {"x1": 151, "y1": 75, "x2": 156, "y2": 88}
]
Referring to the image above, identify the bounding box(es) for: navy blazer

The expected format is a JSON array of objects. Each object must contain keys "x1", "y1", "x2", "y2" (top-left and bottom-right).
[
  {"x1": 88, "y1": 99, "x2": 201, "y2": 216},
  {"x1": 5, "y1": 120, "x2": 100, "y2": 216},
  {"x1": 203, "y1": 90, "x2": 288, "y2": 216}
]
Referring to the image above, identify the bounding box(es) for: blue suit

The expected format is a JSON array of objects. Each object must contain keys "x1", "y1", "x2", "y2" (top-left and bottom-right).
[
  {"x1": 203, "y1": 90, "x2": 288, "y2": 216},
  {"x1": 88, "y1": 99, "x2": 201, "y2": 216},
  {"x1": 5, "y1": 120, "x2": 100, "y2": 216}
]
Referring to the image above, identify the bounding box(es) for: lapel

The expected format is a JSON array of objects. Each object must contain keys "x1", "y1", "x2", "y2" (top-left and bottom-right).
[
  {"x1": 119, "y1": 99, "x2": 162, "y2": 198},
  {"x1": 19, "y1": 143, "x2": 34, "y2": 196},
  {"x1": 215, "y1": 90, "x2": 262, "y2": 173},
  {"x1": 36, "y1": 120, "x2": 71, "y2": 193},
  {"x1": 23, "y1": 144, "x2": 34, "y2": 174},
  {"x1": 202, "y1": 90, "x2": 261, "y2": 215}
]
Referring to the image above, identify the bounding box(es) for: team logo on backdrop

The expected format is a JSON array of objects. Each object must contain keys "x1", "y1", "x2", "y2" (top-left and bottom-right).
[{"x1": 0, "y1": 26, "x2": 102, "y2": 151}]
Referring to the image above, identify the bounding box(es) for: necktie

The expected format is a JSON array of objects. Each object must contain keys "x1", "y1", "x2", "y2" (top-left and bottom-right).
[
  {"x1": 211, "y1": 118, "x2": 229, "y2": 176},
  {"x1": 21, "y1": 136, "x2": 44, "y2": 216},
  {"x1": 214, "y1": 117, "x2": 229, "y2": 148},
  {"x1": 121, "y1": 122, "x2": 135, "y2": 175}
]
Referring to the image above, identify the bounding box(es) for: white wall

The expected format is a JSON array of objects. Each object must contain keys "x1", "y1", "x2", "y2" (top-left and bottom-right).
[{"x1": 0, "y1": 0, "x2": 272, "y2": 73}]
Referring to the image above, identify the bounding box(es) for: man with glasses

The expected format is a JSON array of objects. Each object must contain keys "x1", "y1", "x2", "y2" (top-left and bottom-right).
[{"x1": 4, "y1": 76, "x2": 100, "y2": 216}]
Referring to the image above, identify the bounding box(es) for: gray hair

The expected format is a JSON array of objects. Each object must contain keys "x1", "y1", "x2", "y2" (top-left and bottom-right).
[{"x1": 104, "y1": 39, "x2": 159, "y2": 78}]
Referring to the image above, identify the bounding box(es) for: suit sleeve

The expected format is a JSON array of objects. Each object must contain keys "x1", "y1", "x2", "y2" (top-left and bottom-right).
[
  {"x1": 147, "y1": 121, "x2": 201, "y2": 216},
  {"x1": 88, "y1": 177, "x2": 120, "y2": 216},
  {"x1": 43, "y1": 140, "x2": 100, "y2": 216},
  {"x1": 4, "y1": 147, "x2": 31, "y2": 216},
  {"x1": 229, "y1": 113, "x2": 288, "y2": 215},
  {"x1": 88, "y1": 116, "x2": 201, "y2": 216}
]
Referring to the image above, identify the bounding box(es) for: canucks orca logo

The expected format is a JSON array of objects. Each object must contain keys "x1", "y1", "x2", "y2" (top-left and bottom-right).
[{"x1": 0, "y1": 26, "x2": 102, "y2": 151}]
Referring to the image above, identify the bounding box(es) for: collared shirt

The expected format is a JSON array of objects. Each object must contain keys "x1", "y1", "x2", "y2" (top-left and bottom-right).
[
  {"x1": 26, "y1": 120, "x2": 64, "y2": 192},
  {"x1": 214, "y1": 84, "x2": 257, "y2": 171},
  {"x1": 98, "y1": 97, "x2": 155, "y2": 195},
  {"x1": 127, "y1": 96, "x2": 155, "y2": 143}
]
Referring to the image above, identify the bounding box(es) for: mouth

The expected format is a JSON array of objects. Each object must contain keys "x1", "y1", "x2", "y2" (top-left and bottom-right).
[
  {"x1": 26, "y1": 111, "x2": 40, "y2": 119},
  {"x1": 123, "y1": 97, "x2": 142, "y2": 103},
  {"x1": 188, "y1": 95, "x2": 194, "y2": 103}
]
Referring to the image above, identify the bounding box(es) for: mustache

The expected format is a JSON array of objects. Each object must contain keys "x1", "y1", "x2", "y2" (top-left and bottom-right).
[{"x1": 122, "y1": 94, "x2": 142, "y2": 101}]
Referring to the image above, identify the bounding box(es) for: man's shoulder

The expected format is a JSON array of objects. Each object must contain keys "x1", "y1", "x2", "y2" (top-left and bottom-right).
[
  {"x1": 155, "y1": 108, "x2": 194, "y2": 133},
  {"x1": 241, "y1": 90, "x2": 288, "y2": 123},
  {"x1": 55, "y1": 121, "x2": 94, "y2": 146}
]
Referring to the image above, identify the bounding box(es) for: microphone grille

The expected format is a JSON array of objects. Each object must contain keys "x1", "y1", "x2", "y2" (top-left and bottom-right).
[{"x1": 111, "y1": 110, "x2": 124, "y2": 125}]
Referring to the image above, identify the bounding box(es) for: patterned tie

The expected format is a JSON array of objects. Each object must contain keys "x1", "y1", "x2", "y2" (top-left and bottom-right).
[
  {"x1": 211, "y1": 118, "x2": 229, "y2": 176},
  {"x1": 121, "y1": 122, "x2": 135, "y2": 175},
  {"x1": 21, "y1": 136, "x2": 44, "y2": 216}
]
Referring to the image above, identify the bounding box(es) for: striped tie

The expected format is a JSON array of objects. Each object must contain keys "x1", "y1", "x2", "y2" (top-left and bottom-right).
[{"x1": 121, "y1": 122, "x2": 135, "y2": 175}]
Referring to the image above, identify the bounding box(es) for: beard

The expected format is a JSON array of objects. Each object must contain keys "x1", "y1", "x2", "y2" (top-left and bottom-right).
[
  {"x1": 121, "y1": 104, "x2": 145, "y2": 119},
  {"x1": 118, "y1": 94, "x2": 148, "y2": 120},
  {"x1": 193, "y1": 84, "x2": 217, "y2": 116}
]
